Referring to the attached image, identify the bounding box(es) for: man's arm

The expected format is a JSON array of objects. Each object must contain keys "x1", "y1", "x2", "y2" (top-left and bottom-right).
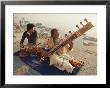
[
  {"x1": 33, "y1": 30, "x2": 38, "y2": 44},
  {"x1": 20, "y1": 32, "x2": 27, "y2": 47}
]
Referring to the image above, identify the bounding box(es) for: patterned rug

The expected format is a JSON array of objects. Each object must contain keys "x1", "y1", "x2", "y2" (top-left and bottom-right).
[{"x1": 14, "y1": 51, "x2": 80, "y2": 75}]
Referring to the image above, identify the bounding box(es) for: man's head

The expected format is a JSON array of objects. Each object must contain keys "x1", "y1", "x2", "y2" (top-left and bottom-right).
[
  {"x1": 27, "y1": 23, "x2": 35, "y2": 33},
  {"x1": 51, "y1": 28, "x2": 59, "y2": 38}
]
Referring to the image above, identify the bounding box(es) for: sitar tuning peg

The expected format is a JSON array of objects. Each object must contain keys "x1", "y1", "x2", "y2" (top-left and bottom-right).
[
  {"x1": 69, "y1": 31, "x2": 72, "y2": 35},
  {"x1": 76, "y1": 25, "x2": 80, "y2": 29},
  {"x1": 65, "y1": 34, "x2": 68, "y2": 36},
  {"x1": 80, "y1": 22, "x2": 84, "y2": 26},
  {"x1": 65, "y1": 34, "x2": 69, "y2": 38},
  {"x1": 84, "y1": 18, "x2": 88, "y2": 23}
]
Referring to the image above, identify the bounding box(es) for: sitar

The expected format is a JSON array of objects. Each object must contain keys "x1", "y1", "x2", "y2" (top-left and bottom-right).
[
  {"x1": 37, "y1": 18, "x2": 94, "y2": 60},
  {"x1": 20, "y1": 18, "x2": 94, "y2": 60}
]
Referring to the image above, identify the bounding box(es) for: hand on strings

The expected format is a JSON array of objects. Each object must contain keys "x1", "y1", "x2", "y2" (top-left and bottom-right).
[{"x1": 68, "y1": 41, "x2": 73, "y2": 50}]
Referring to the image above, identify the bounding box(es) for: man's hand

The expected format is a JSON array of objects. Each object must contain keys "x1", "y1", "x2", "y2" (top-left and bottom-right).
[
  {"x1": 20, "y1": 44, "x2": 24, "y2": 48},
  {"x1": 68, "y1": 41, "x2": 73, "y2": 50}
]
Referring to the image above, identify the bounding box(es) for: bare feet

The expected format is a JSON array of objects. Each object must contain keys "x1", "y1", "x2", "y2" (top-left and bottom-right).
[{"x1": 69, "y1": 59, "x2": 84, "y2": 68}]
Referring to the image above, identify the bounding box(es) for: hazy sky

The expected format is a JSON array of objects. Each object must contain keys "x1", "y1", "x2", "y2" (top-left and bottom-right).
[{"x1": 14, "y1": 13, "x2": 97, "y2": 38}]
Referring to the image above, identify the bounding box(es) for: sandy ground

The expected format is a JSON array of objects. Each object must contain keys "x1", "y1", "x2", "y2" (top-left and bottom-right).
[{"x1": 13, "y1": 32, "x2": 97, "y2": 75}]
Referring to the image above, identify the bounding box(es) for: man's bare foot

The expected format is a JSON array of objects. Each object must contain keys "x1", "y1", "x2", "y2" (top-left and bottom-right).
[{"x1": 69, "y1": 60, "x2": 84, "y2": 68}]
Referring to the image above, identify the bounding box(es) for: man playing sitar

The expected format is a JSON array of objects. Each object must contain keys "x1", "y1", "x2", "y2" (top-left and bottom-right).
[{"x1": 44, "y1": 28, "x2": 84, "y2": 73}]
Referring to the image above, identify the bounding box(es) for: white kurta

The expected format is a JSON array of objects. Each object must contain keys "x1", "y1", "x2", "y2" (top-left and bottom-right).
[
  {"x1": 46, "y1": 37, "x2": 75, "y2": 73},
  {"x1": 49, "y1": 54, "x2": 75, "y2": 73}
]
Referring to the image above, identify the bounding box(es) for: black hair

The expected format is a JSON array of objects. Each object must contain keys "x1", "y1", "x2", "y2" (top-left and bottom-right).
[
  {"x1": 51, "y1": 28, "x2": 58, "y2": 37},
  {"x1": 27, "y1": 23, "x2": 35, "y2": 31}
]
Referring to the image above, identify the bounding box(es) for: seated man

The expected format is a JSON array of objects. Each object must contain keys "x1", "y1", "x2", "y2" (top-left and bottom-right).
[
  {"x1": 20, "y1": 23, "x2": 38, "y2": 47},
  {"x1": 19, "y1": 23, "x2": 38, "y2": 56},
  {"x1": 44, "y1": 28, "x2": 84, "y2": 73}
]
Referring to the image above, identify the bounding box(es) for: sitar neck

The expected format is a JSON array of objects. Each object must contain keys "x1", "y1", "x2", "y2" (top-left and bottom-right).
[{"x1": 48, "y1": 19, "x2": 94, "y2": 56}]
